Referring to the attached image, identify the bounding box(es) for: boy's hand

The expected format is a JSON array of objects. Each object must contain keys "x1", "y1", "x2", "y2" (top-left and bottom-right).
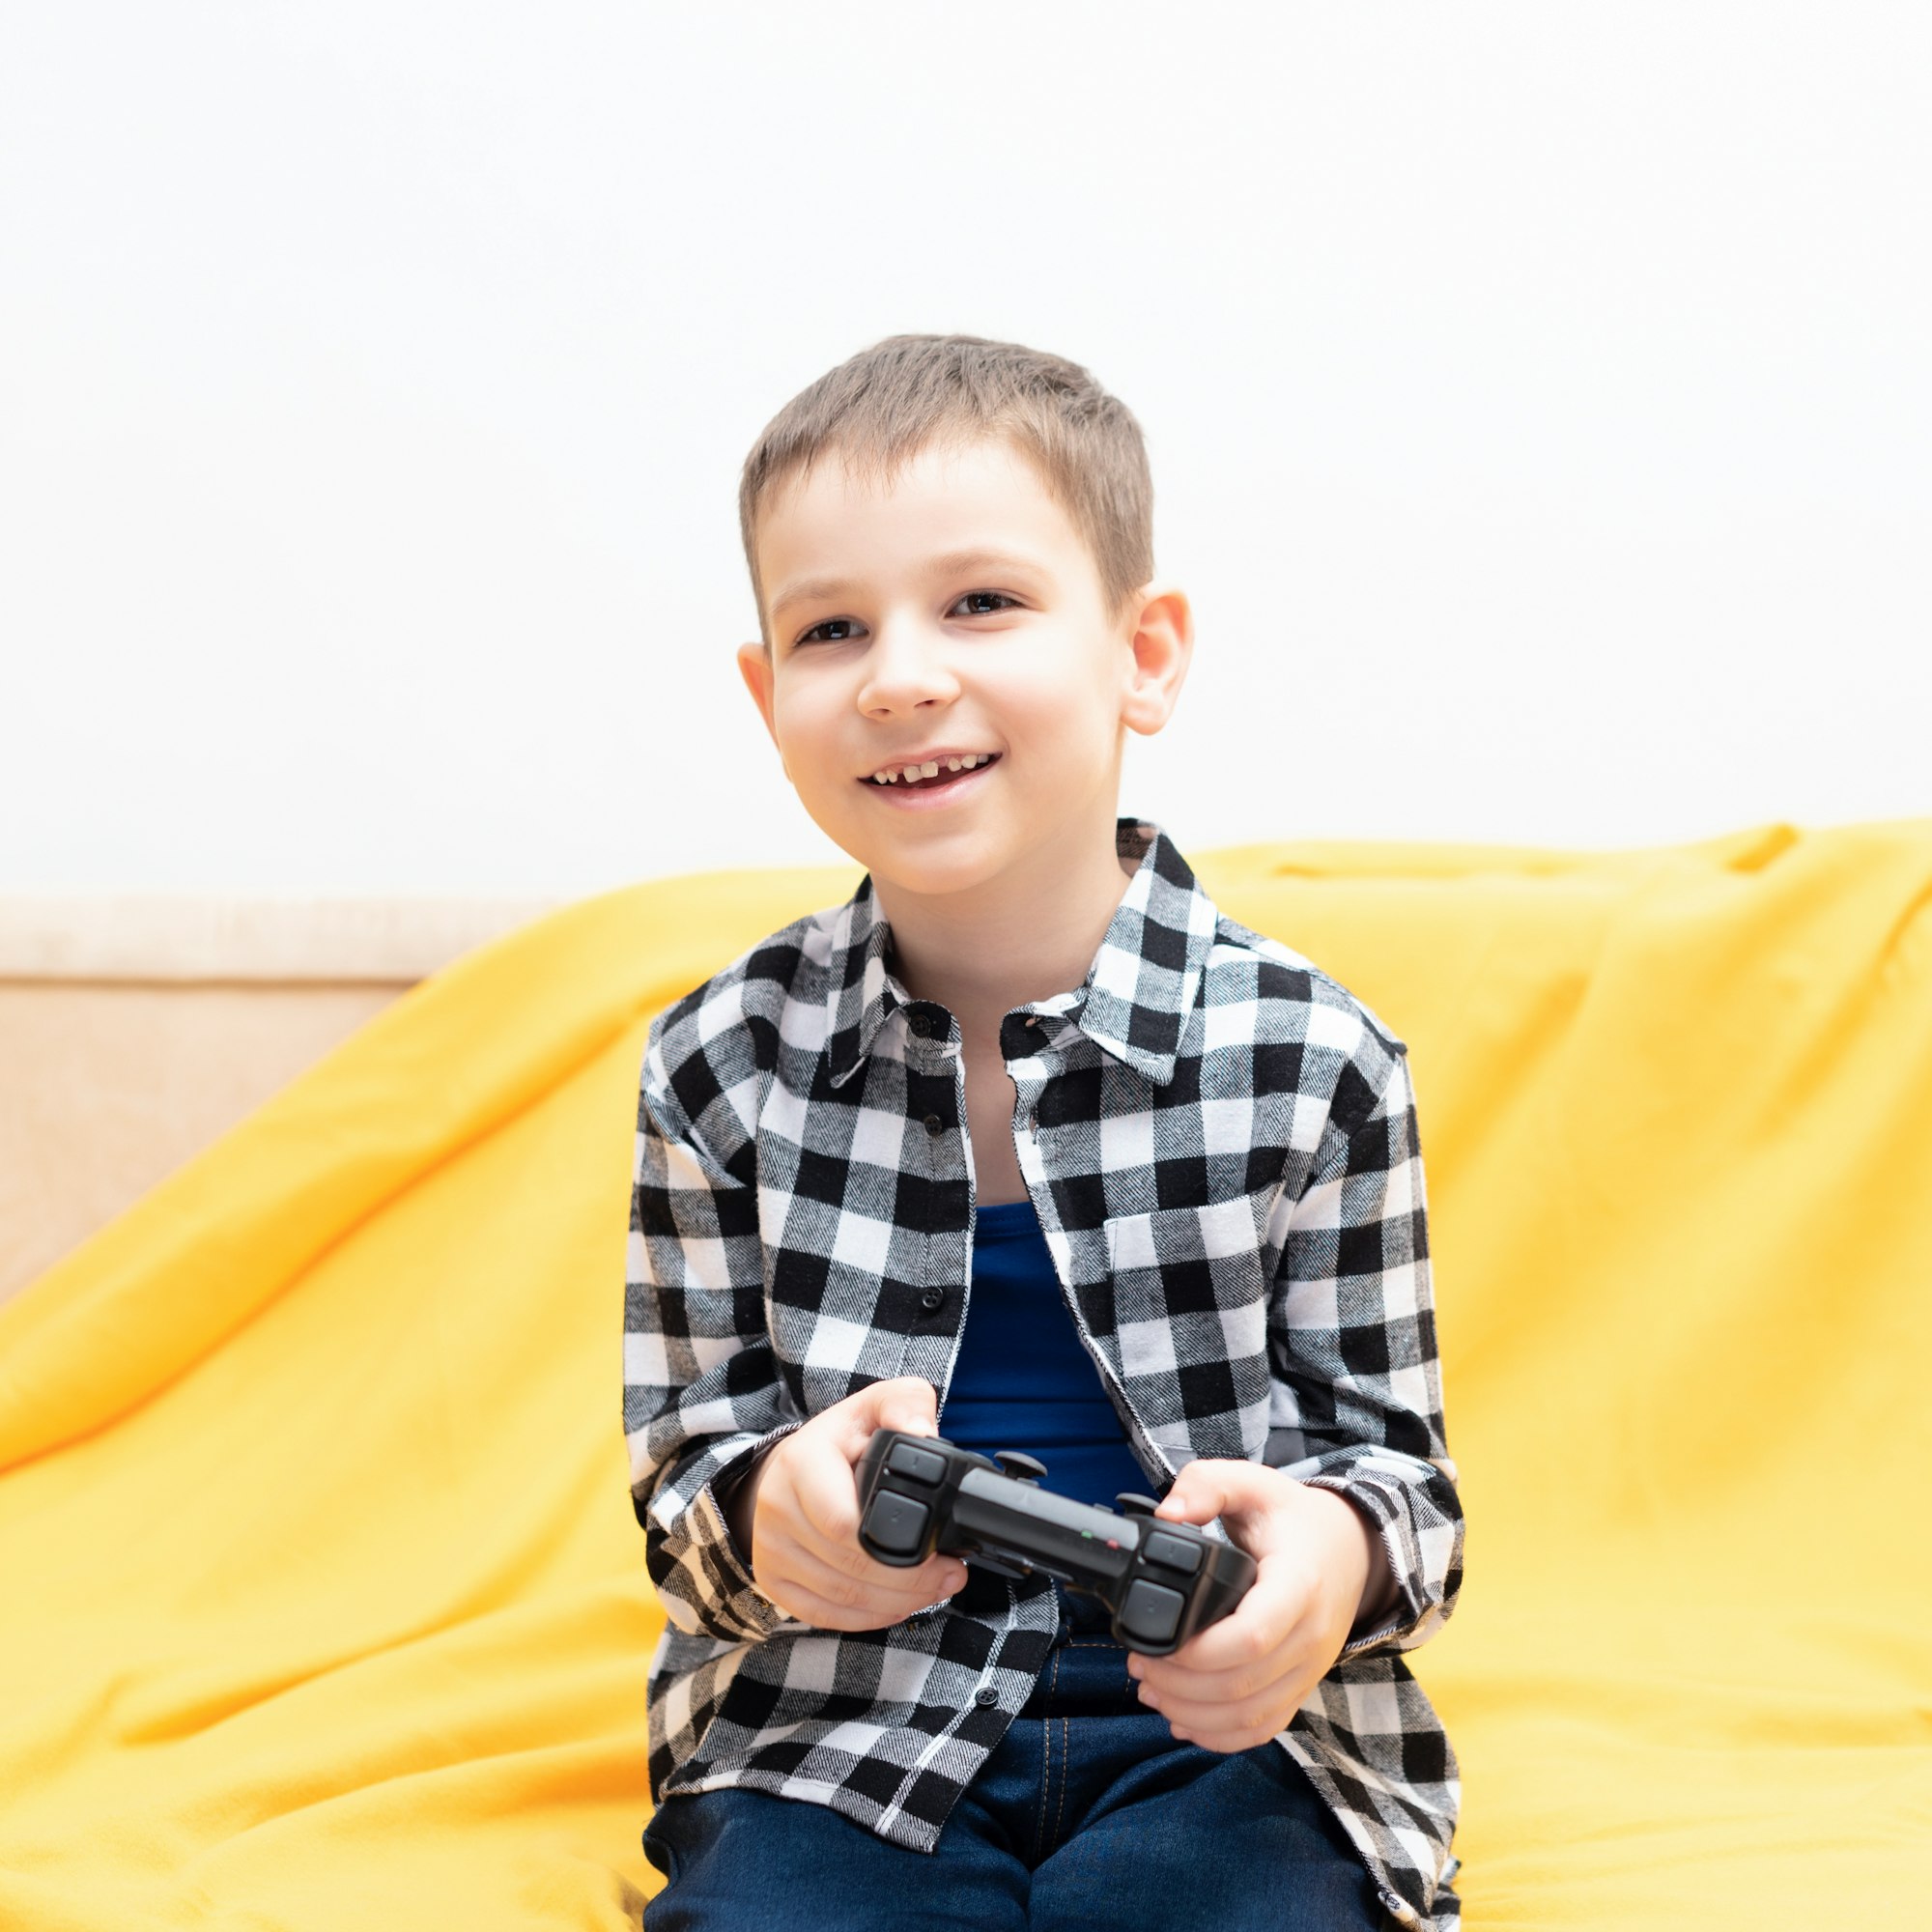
[
  {"x1": 728, "y1": 1376, "x2": 970, "y2": 1633},
  {"x1": 1122, "y1": 1461, "x2": 1380, "y2": 1753}
]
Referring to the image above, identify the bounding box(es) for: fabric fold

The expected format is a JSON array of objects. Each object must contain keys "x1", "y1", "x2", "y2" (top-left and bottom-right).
[{"x1": 1, "y1": 822, "x2": 1926, "y2": 1930}]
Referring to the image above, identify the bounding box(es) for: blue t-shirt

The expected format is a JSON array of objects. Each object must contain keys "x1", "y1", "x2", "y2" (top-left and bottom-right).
[{"x1": 936, "y1": 1194, "x2": 1151, "y2": 1510}]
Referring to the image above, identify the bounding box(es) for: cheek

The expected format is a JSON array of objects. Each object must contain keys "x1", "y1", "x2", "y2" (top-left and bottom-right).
[{"x1": 771, "y1": 696, "x2": 844, "y2": 765}]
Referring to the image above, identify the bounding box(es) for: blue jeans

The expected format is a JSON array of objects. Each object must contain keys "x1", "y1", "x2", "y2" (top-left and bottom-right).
[{"x1": 641, "y1": 1580, "x2": 1395, "y2": 1931}]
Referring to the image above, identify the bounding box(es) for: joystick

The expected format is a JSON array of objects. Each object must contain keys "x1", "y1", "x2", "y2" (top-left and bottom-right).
[{"x1": 855, "y1": 1431, "x2": 1258, "y2": 1656}]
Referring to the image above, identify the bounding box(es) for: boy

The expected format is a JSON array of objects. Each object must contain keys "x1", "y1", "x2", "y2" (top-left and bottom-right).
[{"x1": 624, "y1": 334, "x2": 1464, "y2": 1930}]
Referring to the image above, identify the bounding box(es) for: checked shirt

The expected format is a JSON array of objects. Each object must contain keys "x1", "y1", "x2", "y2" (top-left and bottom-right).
[{"x1": 623, "y1": 816, "x2": 1466, "y2": 1930}]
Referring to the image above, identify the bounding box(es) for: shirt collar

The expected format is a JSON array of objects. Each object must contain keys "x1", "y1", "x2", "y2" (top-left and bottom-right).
[{"x1": 824, "y1": 816, "x2": 1220, "y2": 1091}]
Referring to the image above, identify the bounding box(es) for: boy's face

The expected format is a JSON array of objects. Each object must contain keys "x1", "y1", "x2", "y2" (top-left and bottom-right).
[{"x1": 737, "y1": 435, "x2": 1190, "y2": 900}]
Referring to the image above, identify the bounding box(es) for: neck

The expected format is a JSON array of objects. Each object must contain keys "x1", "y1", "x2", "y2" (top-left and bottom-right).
[{"x1": 876, "y1": 822, "x2": 1142, "y2": 1035}]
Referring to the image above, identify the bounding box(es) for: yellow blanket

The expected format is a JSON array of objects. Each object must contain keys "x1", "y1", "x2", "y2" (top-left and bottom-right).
[{"x1": 4, "y1": 822, "x2": 1928, "y2": 1929}]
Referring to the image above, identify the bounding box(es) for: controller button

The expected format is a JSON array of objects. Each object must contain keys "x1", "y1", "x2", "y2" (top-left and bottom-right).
[
  {"x1": 1142, "y1": 1530, "x2": 1204, "y2": 1577},
  {"x1": 866, "y1": 1491, "x2": 931, "y2": 1555},
  {"x1": 886, "y1": 1441, "x2": 948, "y2": 1487},
  {"x1": 1121, "y1": 1578, "x2": 1185, "y2": 1645}
]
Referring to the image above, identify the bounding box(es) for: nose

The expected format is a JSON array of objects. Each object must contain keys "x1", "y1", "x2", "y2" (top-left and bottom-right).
[{"x1": 855, "y1": 613, "x2": 960, "y2": 717}]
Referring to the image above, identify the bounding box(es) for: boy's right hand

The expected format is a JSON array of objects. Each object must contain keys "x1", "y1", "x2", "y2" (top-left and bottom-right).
[{"x1": 724, "y1": 1376, "x2": 970, "y2": 1633}]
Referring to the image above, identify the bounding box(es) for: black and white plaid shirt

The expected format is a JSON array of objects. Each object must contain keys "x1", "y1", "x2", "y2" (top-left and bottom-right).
[{"x1": 624, "y1": 816, "x2": 1465, "y2": 1930}]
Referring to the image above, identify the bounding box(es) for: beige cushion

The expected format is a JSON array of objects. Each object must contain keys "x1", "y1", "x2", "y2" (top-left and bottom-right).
[{"x1": 0, "y1": 895, "x2": 556, "y2": 1307}]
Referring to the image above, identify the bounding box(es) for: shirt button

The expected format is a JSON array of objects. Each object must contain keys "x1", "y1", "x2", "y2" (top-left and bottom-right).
[
  {"x1": 923, "y1": 1113, "x2": 943, "y2": 1135},
  {"x1": 920, "y1": 1287, "x2": 947, "y2": 1312},
  {"x1": 907, "y1": 1014, "x2": 930, "y2": 1037},
  {"x1": 975, "y1": 1687, "x2": 999, "y2": 1707}
]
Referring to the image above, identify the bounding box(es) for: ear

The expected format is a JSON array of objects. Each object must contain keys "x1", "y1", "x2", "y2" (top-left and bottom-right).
[
  {"x1": 737, "y1": 639, "x2": 779, "y2": 739},
  {"x1": 736, "y1": 640, "x2": 791, "y2": 781},
  {"x1": 1118, "y1": 582, "x2": 1194, "y2": 739}
]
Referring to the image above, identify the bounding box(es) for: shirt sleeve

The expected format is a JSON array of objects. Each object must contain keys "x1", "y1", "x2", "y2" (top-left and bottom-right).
[
  {"x1": 1267, "y1": 1049, "x2": 1465, "y2": 1663},
  {"x1": 623, "y1": 1019, "x2": 807, "y2": 1643}
]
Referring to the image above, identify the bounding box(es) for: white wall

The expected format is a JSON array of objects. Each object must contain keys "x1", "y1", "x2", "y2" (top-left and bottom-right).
[{"x1": 3, "y1": 3, "x2": 1926, "y2": 895}]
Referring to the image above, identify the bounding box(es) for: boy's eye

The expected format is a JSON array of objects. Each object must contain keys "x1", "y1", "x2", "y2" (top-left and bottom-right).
[
  {"x1": 792, "y1": 591, "x2": 1019, "y2": 649},
  {"x1": 796, "y1": 617, "x2": 862, "y2": 646}
]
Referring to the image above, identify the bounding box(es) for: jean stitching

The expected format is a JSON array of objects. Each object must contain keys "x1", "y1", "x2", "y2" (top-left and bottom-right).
[
  {"x1": 1054, "y1": 1714, "x2": 1069, "y2": 1850},
  {"x1": 1036, "y1": 1645, "x2": 1063, "y2": 1861}
]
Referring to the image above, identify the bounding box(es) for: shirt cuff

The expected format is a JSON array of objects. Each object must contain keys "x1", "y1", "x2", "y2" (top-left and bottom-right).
[
  {"x1": 646, "y1": 1423, "x2": 808, "y2": 1642},
  {"x1": 1302, "y1": 1474, "x2": 1415, "y2": 1656}
]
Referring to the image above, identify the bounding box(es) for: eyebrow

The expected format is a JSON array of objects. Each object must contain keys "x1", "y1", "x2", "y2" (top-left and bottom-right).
[{"x1": 769, "y1": 547, "x2": 1049, "y2": 623}]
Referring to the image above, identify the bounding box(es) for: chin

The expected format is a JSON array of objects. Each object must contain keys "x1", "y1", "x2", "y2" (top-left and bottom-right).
[{"x1": 845, "y1": 824, "x2": 1005, "y2": 887}]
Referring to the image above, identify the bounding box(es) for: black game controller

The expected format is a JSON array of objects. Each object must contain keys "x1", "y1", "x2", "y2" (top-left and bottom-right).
[{"x1": 855, "y1": 1430, "x2": 1258, "y2": 1656}]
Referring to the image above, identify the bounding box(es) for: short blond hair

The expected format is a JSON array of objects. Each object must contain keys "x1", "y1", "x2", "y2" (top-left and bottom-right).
[{"x1": 740, "y1": 333, "x2": 1154, "y2": 651}]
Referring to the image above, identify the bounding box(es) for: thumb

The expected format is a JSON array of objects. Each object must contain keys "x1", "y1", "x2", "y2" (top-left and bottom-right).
[
  {"x1": 1153, "y1": 1458, "x2": 1279, "y2": 1529},
  {"x1": 858, "y1": 1374, "x2": 940, "y2": 1443}
]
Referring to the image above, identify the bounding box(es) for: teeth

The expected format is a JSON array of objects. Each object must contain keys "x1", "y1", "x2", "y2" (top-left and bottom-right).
[{"x1": 869, "y1": 753, "x2": 994, "y2": 783}]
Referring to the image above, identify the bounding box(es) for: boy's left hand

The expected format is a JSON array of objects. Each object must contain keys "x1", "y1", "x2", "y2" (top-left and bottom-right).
[{"x1": 1123, "y1": 1461, "x2": 1376, "y2": 1753}]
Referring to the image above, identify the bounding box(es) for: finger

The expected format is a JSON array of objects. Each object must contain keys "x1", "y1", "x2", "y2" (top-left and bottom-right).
[
  {"x1": 783, "y1": 1440, "x2": 874, "y2": 1561},
  {"x1": 765, "y1": 1523, "x2": 966, "y2": 1612},
  {"x1": 762, "y1": 1559, "x2": 962, "y2": 1633},
  {"x1": 1139, "y1": 1626, "x2": 1301, "y2": 1719},
  {"x1": 797, "y1": 1496, "x2": 954, "y2": 1589},
  {"x1": 1134, "y1": 1576, "x2": 1311, "y2": 1693},
  {"x1": 1152, "y1": 1457, "x2": 1287, "y2": 1534},
  {"x1": 764, "y1": 1576, "x2": 920, "y2": 1633},
  {"x1": 845, "y1": 1376, "x2": 941, "y2": 1456},
  {"x1": 1134, "y1": 1655, "x2": 1306, "y2": 1745},
  {"x1": 1136, "y1": 1663, "x2": 1295, "y2": 1737},
  {"x1": 1183, "y1": 1577, "x2": 1308, "y2": 1675},
  {"x1": 788, "y1": 1374, "x2": 941, "y2": 1528}
]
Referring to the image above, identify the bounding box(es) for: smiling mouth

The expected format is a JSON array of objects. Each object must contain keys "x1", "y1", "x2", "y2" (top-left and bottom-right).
[{"x1": 860, "y1": 754, "x2": 1002, "y2": 793}]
